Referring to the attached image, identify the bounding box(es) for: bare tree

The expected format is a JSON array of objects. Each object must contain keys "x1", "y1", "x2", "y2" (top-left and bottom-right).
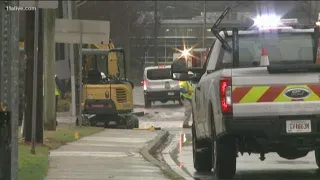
[
  {"x1": 132, "y1": 12, "x2": 159, "y2": 78},
  {"x1": 77, "y1": 1, "x2": 157, "y2": 82}
]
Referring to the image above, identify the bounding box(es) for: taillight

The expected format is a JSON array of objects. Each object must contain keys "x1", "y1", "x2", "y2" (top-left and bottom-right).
[
  {"x1": 143, "y1": 80, "x2": 147, "y2": 90},
  {"x1": 219, "y1": 77, "x2": 232, "y2": 113},
  {"x1": 141, "y1": 80, "x2": 145, "y2": 86}
]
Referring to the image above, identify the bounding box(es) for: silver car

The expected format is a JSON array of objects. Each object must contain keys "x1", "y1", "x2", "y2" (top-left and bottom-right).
[{"x1": 142, "y1": 65, "x2": 182, "y2": 108}]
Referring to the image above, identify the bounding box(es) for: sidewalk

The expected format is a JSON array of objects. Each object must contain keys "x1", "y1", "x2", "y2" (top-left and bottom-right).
[{"x1": 45, "y1": 129, "x2": 169, "y2": 180}]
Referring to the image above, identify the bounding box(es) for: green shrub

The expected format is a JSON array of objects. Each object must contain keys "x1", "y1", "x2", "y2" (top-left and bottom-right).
[
  {"x1": 57, "y1": 93, "x2": 71, "y2": 112},
  {"x1": 57, "y1": 99, "x2": 70, "y2": 112}
]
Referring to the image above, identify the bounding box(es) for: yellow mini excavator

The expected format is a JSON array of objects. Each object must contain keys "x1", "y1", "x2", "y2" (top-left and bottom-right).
[{"x1": 76, "y1": 41, "x2": 139, "y2": 129}]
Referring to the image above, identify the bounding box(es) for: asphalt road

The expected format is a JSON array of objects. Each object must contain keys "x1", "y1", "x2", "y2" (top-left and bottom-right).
[
  {"x1": 59, "y1": 86, "x2": 320, "y2": 180},
  {"x1": 163, "y1": 131, "x2": 320, "y2": 180},
  {"x1": 134, "y1": 86, "x2": 320, "y2": 180},
  {"x1": 133, "y1": 86, "x2": 187, "y2": 131}
]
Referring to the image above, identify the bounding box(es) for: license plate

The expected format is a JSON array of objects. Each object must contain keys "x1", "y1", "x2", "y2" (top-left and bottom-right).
[
  {"x1": 286, "y1": 120, "x2": 311, "y2": 133},
  {"x1": 96, "y1": 121, "x2": 105, "y2": 126},
  {"x1": 108, "y1": 121, "x2": 116, "y2": 125},
  {"x1": 168, "y1": 92, "x2": 174, "y2": 96}
]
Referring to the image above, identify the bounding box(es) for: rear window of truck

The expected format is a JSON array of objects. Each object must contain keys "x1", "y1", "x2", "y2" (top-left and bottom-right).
[
  {"x1": 221, "y1": 33, "x2": 315, "y2": 68},
  {"x1": 146, "y1": 68, "x2": 171, "y2": 80}
]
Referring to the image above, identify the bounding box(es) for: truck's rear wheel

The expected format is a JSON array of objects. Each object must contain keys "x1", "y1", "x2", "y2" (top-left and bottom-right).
[
  {"x1": 316, "y1": 149, "x2": 320, "y2": 168},
  {"x1": 212, "y1": 125, "x2": 237, "y2": 179},
  {"x1": 192, "y1": 123, "x2": 212, "y2": 172}
]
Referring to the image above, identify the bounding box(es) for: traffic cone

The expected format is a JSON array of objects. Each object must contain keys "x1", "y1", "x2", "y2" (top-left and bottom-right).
[{"x1": 260, "y1": 48, "x2": 270, "y2": 66}]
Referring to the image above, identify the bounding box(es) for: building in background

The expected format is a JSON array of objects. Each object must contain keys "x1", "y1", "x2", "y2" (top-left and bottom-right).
[
  {"x1": 17, "y1": 1, "x2": 318, "y2": 79},
  {"x1": 131, "y1": 11, "x2": 255, "y2": 66}
]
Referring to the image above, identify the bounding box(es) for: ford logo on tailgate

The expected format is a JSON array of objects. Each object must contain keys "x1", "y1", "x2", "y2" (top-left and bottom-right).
[{"x1": 284, "y1": 88, "x2": 310, "y2": 99}]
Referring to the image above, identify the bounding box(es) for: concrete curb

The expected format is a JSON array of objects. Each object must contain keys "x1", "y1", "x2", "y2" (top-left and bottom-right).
[{"x1": 140, "y1": 130, "x2": 185, "y2": 180}]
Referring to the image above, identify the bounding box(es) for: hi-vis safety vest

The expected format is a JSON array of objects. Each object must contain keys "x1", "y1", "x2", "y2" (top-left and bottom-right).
[
  {"x1": 55, "y1": 86, "x2": 59, "y2": 96},
  {"x1": 42, "y1": 77, "x2": 60, "y2": 96},
  {"x1": 43, "y1": 85, "x2": 59, "y2": 96},
  {"x1": 55, "y1": 75, "x2": 60, "y2": 96},
  {"x1": 179, "y1": 81, "x2": 194, "y2": 100}
]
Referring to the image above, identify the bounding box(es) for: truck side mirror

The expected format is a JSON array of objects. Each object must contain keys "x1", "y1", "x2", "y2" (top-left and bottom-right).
[
  {"x1": 171, "y1": 58, "x2": 205, "y2": 81},
  {"x1": 171, "y1": 58, "x2": 189, "y2": 81},
  {"x1": 171, "y1": 58, "x2": 188, "y2": 73}
]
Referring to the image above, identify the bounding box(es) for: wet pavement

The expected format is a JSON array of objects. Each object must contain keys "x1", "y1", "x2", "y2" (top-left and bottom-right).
[
  {"x1": 164, "y1": 131, "x2": 320, "y2": 180},
  {"x1": 135, "y1": 82, "x2": 320, "y2": 180},
  {"x1": 133, "y1": 86, "x2": 187, "y2": 131},
  {"x1": 45, "y1": 129, "x2": 169, "y2": 180},
  {"x1": 48, "y1": 86, "x2": 188, "y2": 180},
  {"x1": 60, "y1": 86, "x2": 320, "y2": 180}
]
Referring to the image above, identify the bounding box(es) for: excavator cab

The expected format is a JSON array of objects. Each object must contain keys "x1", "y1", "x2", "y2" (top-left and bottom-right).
[
  {"x1": 79, "y1": 48, "x2": 138, "y2": 129},
  {"x1": 83, "y1": 48, "x2": 126, "y2": 83}
]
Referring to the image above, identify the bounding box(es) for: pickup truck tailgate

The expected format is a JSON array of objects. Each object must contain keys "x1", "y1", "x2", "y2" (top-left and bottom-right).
[{"x1": 231, "y1": 67, "x2": 320, "y2": 117}]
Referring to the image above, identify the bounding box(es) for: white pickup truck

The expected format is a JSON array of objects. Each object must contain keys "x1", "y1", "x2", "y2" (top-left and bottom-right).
[{"x1": 171, "y1": 9, "x2": 320, "y2": 179}]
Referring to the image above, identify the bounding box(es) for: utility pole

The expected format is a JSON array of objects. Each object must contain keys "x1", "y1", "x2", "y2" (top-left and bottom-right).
[
  {"x1": 24, "y1": 7, "x2": 44, "y2": 140},
  {"x1": 24, "y1": 11, "x2": 35, "y2": 142},
  {"x1": 126, "y1": 3, "x2": 131, "y2": 79},
  {"x1": 62, "y1": 1, "x2": 70, "y2": 67},
  {"x1": 31, "y1": 0, "x2": 40, "y2": 154},
  {"x1": 74, "y1": 1, "x2": 80, "y2": 117},
  {"x1": 0, "y1": 1, "x2": 19, "y2": 179},
  {"x1": 43, "y1": 9, "x2": 57, "y2": 131},
  {"x1": 68, "y1": 0, "x2": 77, "y2": 117},
  {"x1": 36, "y1": 8, "x2": 44, "y2": 142},
  {"x1": 154, "y1": 1, "x2": 158, "y2": 66},
  {"x1": 78, "y1": 21, "x2": 83, "y2": 126}
]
